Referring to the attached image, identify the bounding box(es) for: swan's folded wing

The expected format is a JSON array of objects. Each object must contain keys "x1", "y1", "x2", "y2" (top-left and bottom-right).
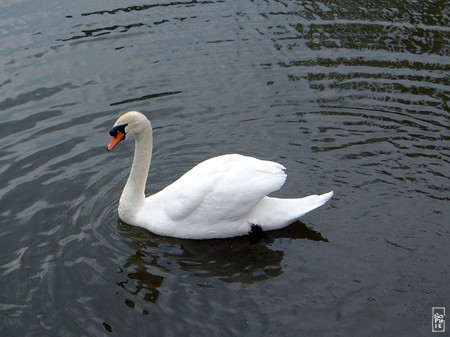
[{"x1": 151, "y1": 154, "x2": 286, "y2": 224}]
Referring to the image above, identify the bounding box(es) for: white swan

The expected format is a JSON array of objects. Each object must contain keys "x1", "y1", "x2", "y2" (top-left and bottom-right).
[{"x1": 106, "y1": 111, "x2": 333, "y2": 239}]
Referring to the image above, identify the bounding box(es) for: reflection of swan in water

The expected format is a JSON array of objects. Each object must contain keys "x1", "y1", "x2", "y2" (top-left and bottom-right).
[
  {"x1": 116, "y1": 250, "x2": 164, "y2": 307},
  {"x1": 115, "y1": 220, "x2": 327, "y2": 310}
]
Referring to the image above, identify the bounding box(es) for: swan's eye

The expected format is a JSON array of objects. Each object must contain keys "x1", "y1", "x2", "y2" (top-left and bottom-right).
[{"x1": 109, "y1": 124, "x2": 128, "y2": 138}]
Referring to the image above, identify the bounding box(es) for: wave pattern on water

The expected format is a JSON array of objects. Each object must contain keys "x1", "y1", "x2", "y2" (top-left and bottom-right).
[
  {"x1": 0, "y1": 0, "x2": 449, "y2": 336},
  {"x1": 255, "y1": 0, "x2": 450, "y2": 204}
]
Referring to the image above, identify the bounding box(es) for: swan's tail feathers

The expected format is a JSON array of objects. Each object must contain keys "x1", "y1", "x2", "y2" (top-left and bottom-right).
[{"x1": 248, "y1": 191, "x2": 334, "y2": 231}]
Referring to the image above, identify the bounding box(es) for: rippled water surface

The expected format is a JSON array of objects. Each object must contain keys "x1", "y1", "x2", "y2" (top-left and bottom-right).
[{"x1": 1, "y1": 1, "x2": 449, "y2": 336}]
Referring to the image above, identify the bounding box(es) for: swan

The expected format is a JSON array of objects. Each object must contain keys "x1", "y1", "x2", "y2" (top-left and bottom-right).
[{"x1": 106, "y1": 111, "x2": 333, "y2": 239}]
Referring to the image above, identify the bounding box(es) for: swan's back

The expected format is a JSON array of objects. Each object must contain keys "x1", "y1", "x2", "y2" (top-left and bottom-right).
[{"x1": 141, "y1": 154, "x2": 287, "y2": 238}]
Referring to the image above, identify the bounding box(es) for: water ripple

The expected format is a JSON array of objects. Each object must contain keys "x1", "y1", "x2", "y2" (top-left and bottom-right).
[{"x1": 0, "y1": 0, "x2": 448, "y2": 336}]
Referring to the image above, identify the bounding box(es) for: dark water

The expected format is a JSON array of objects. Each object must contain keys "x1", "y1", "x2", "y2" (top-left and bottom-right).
[{"x1": 1, "y1": 1, "x2": 449, "y2": 336}]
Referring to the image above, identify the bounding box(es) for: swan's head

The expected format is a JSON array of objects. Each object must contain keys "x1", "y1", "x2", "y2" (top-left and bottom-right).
[{"x1": 106, "y1": 111, "x2": 150, "y2": 151}]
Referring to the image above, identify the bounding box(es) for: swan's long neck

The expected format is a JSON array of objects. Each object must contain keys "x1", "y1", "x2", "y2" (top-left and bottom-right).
[{"x1": 119, "y1": 121, "x2": 152, "y2": 221}]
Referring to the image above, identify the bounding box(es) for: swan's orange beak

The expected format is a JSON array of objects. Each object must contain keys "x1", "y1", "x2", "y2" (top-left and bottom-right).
[{"x1": 107, "y1": 130, "x2": 125, "y2": 151}]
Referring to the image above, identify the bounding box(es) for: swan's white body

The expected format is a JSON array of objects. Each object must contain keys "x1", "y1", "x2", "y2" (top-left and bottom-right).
[{"x1": 107, "y1": 111, "x2": 333, "y2": 239}]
